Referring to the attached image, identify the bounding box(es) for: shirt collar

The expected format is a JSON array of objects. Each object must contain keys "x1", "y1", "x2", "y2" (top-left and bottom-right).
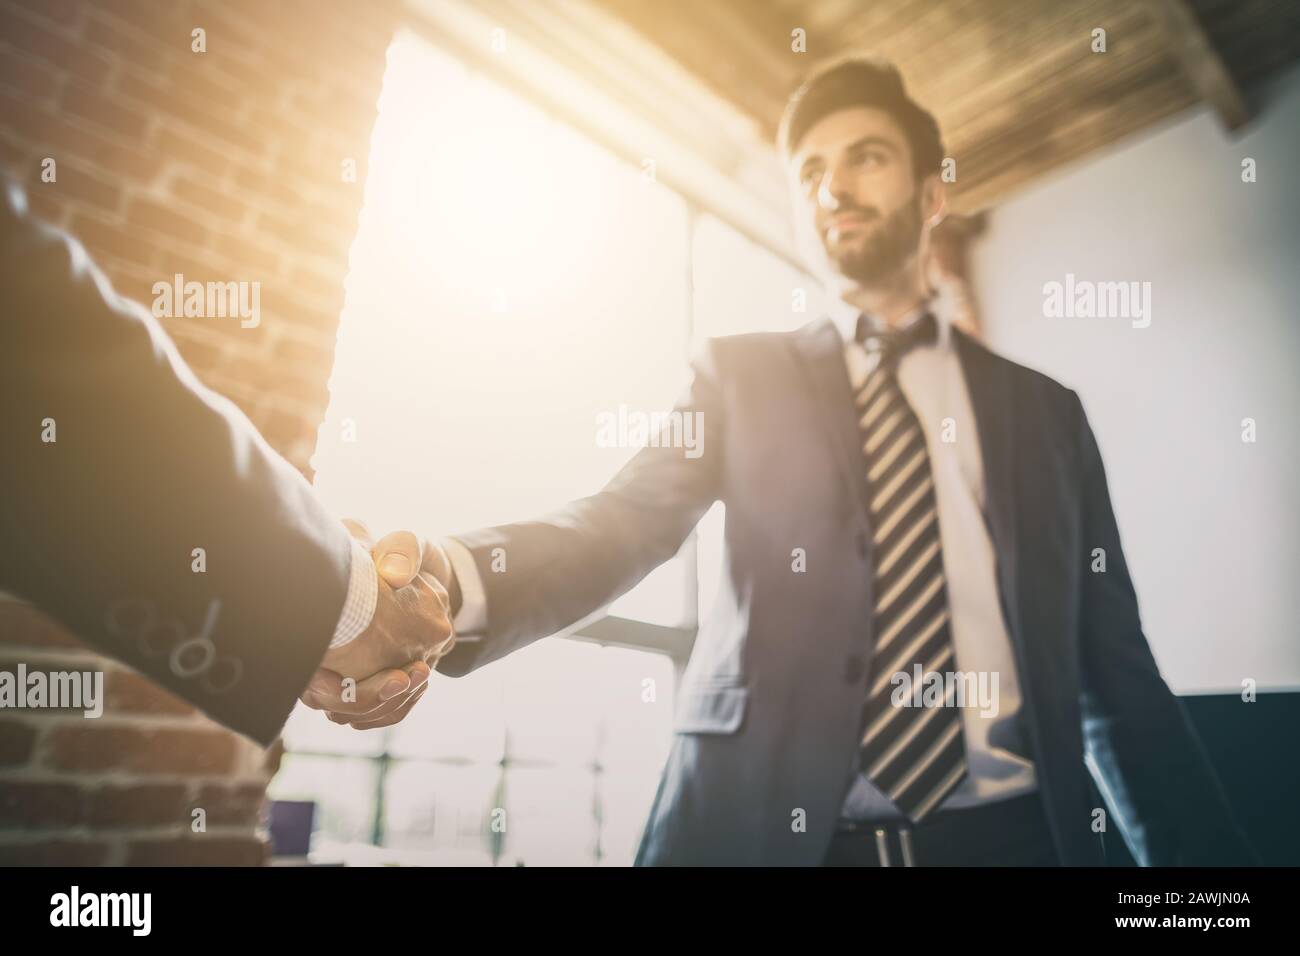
[{"x1": 827, "y1": 295, "x2": 951, "y2": 351}]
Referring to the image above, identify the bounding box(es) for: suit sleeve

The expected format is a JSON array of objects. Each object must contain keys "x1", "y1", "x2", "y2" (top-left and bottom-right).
[
  {"x1": 437, "y1": 339, "x2": 726, "y2": 677},
  {"x1": 1071, "y1": 390, "x2": 1257, "y2": 864},
  {"x1": 0, "y1": 181, "x2": 352, "y2": 746}
]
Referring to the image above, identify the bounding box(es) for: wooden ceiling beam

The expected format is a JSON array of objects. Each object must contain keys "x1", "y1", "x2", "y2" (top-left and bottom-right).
[
  {"x1": 1144, "y1": 0, "x2": 1250, "y2": 130},
  {"x1": 951, "y1": 68, "x2": 1194, "y2": 213}
]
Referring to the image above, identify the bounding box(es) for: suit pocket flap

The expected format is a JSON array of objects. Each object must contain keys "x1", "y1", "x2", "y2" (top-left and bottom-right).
[{"x1": 674, "y1": 683, "x2": 749, "y2": 734}]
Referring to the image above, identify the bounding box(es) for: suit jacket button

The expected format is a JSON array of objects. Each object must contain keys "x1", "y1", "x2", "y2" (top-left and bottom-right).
[{"x1": 844, "y1": 655, "x2": 865, "y2": 683}]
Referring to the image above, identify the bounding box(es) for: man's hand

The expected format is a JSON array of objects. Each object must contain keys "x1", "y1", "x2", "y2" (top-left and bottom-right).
[
  {"x1": 364, "y1": 526, "x2": 462, "y2": 618},
  {"x1": 298, "y1": 523, "x2": 455, "y2": 728}
]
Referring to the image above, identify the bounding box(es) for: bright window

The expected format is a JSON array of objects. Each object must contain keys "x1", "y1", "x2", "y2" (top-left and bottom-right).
[{"x1": 269, "y1": 29, "x2": 825, "y2": 866}]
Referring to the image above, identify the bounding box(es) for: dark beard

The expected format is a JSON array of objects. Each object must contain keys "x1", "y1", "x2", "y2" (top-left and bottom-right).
[{"x1": 826, "y1": 194, "x2": 923, "y2": 285}]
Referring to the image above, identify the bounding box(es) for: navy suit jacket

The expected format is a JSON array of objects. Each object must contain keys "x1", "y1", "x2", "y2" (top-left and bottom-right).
[
  {"x1": 439, "y1": 317, "x2": 1257, "y2": 866},
  {"x1": 1, "y1": 182, "x2": 349, "y2": 745}
]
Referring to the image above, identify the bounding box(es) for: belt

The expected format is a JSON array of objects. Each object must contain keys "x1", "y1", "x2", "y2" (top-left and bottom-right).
[{"x1": 826, "y1": 791, "x2": 1053, "y2": 867}]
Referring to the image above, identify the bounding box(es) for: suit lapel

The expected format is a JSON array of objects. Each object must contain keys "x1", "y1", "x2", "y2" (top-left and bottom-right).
[
  {"x1": 952, "y1": 326, "x2": 1060, "y2": 772},
  {"x1": 952, "y1": 326, "x2": 1021, "y2": 627},
  {"x1": 953, "y1": 327, "x2": 1096, "y2": 862},
  {"x1": 788, "y1": 318, "x2": 870, "y2": 527}
]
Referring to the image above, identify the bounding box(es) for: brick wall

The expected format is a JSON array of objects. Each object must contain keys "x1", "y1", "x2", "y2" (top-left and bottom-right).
[{"x1": 0, "y1": 0, "x2": 401, "y2": 864}]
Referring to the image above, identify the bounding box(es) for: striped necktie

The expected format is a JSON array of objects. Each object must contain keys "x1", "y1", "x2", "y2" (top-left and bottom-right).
[{"x1": 853, "y1": 310, "x2": 969, "y2": 823}]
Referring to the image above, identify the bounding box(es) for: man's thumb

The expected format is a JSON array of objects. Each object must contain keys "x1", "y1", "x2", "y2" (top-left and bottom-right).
[{"x1": 373, "y1": 530, "x2": 422, "y2": 588}]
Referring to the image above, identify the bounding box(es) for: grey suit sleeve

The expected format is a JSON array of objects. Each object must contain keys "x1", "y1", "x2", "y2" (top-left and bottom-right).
[
  {"x1": 1070, "y1": 391, "x2": 1256, "y2": 864},
  {"x1": 0, "y1": 181, "x2": 351, "y2": 746},
  {"x1": 437, "y1": 339, "x2": 726, "y2": 677}
]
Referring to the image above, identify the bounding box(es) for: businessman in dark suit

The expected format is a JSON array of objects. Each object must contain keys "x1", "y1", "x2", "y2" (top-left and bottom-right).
[
  {"x1": 0, "y1": 178, "x2": 454, "y2": 745},
  {"x1": 331, "y1": 58, "x2": 1255, "y2": 866}
]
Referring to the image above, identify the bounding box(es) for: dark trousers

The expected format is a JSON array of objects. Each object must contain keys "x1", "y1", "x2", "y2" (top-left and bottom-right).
[{"x1": 822, "y1": 791, "x2": 1059, "y2": 866}]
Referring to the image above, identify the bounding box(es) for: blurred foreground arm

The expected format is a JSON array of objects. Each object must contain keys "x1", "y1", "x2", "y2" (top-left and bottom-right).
[{"x1": 0, "y1": 181, "x2": 450, "y2": 744}]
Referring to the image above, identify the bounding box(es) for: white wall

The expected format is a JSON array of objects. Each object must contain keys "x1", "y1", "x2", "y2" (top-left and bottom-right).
[{"x1": 971, "y1": 64, "x2": 1300, "y2": 694}]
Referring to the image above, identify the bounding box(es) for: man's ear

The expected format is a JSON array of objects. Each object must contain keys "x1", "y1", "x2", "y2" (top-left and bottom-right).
[{"x1": 920, "y1": 173, "x2": 946, "y2": 228}]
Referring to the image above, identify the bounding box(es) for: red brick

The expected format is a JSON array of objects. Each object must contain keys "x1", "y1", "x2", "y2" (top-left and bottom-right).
[
  {"x1": 0, "y1": 719, "x2": 37, "y2": 768},
  {"x1": 186, "y1": 0, "x2": 267, "y2": 54},
  {"x1": 173, "y1": 175, "x2": 250, "y2": 226},
  {"x1": 151, "y1": 120, "x2": 231, "y2": 178},
  {"x1": 104, "y1": 668, "x2": 195, "y2": 717},
  {"x1": 0, "y1": 44, "x2": 60, "y2": 100},
  {"x1": 85, "y1": 9, "x2": 179, "y2": 72},
  {"x1": 49, "y1": 160, "x2": 123, "y2": 215},
  {"x1": 212, "y1": 231, "x2": 283, "y2": 277},
  {"x1": 226, "y1": 356, "x2": 327, "y2": 408},
  {"x1": 87, "y1": 783, "x2": 188, "y2": 827},
  {"x1": 280, "y1": 300, "x2": 345, "y2": 337},
  {"x1": 153, "y1": 244, "x2": 225, "y2": 284},
  {"x1": 68, "y1": 212, "x2": 159, "y2": 269},
  {"x1": 0, "y1": 88, "x2": 164, "y2": 184},
  {"x1": 290, "y1": 86, "x2": 380, "y2": 141},
  {"x1": 0, "y1": 781, "x2": 84, "y2": 827},
  {"x1": 204, "y1": 45, "x2": 285, "y2": 106},
  {"x1": 112, "y1": 66, "x2": 170, "y2": 112},
  {"x1": 8, "y1": 0, "x2": 86, "y2": 30},
  {"x1": 107, "y1": 0, "x2": 195, "y2": 49},
  {"x1": 167, "y1": 329, "x2": 229, "y2": 376},
  {"x1": 273, "y1": 334, "x2": 336, "y2": 377},
  {"x1": 262, "y1": 138, "x2": 353, "y2": 193},
  {"x1": 0, "y1": 840, "x2": 110, "y2": 866},
  {"x1": 259, "y1": 208, "x2": 352, "y2": 263},
  {"x1": 61, "y1": 82, "x2": 153, "y2": 141},
  {"x1": 126, "y1": 194, "x2": 211, "y2": 248},
  {"x1": 0, "y1": 85, "x2": 56, "y2": 145},
  {"x1": 0, "y1": 128, "x2": 29, "y2": 170},
  {"x1": 288, "y1": 263, "x2": 346, "y2": 304},
  {"x1": 193, "y1": 782, "x2": 266, "y2": 826},
  {"x1": 47, "y1": 725, "x2": 239, "y2": 775},
  {"x1": 261, "y1": 0, "x2": 398, "y2": 67},
  {"x1": 200, "y1": 376, "x2": 263, "y2": 422},
  {"x1": 20, "y1": 183, "x2": 67, "y2": 226},
  {"x1": 1, "y1": 12, "x2": 112, "y2": 86},
  {"x1": 127, "y1": 70, "x2": 254, "y2": 152},
  {"x1": 126, "y1": 835, "x2": 269, "y2": 866},
  {"x1": 169, "y1": 49, "x2": 253, "y2": 111},
  {"x1": 111, "y1": 269, "x2": 170, "y2": 309},
  {"x1": 257, "y1": 402, "x2": 319, "y2": 438},
  {"x1": 231, "y1": 160, "x2": 294, "y2": 205}
]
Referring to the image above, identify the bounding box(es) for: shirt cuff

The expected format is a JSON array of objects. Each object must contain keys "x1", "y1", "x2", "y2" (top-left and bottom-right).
[
  {"x1": 330, "y1": 535, "x2": 378, "y2": 649},
  {"x1": 442, "y1": 536, "x2": 486, "y2": 635}
]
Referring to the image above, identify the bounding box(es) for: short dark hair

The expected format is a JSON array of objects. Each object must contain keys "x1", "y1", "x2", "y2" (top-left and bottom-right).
[{"x1": 778, "y1": 56, "x2": 944, "y2": 179}]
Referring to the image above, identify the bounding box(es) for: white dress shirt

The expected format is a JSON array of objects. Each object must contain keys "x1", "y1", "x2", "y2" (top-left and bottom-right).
[
  {"x1": 328, "y1": 536, "x2": 379, "y2": 649},
  {"x1": 434, "y1": 299, "x2": 1037, "y2": 822}
]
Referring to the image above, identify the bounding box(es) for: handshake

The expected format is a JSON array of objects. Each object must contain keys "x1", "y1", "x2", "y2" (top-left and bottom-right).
[{"x1": 298, "y1": 521, "x2": 460, "y2": 730}]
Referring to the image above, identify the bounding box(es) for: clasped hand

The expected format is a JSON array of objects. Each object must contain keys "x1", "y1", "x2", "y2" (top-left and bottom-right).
[{"x1": 298, "y1": 521, "x2": 454, "y2": 730}]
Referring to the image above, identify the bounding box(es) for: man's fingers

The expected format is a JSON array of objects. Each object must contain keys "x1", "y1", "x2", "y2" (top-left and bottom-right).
[
  {"x1": 305, "y1": 664, "x2": 423, "y2": 716},
  {"x1": 421, "y1": 541, "x2": 454, "y2": 587},
  {"x1": 299, "y1": 667, "x2": 343, "y2": 710},
  {"x1": 331, "y1": 662, "x2": 430, "y2": 723},
  {"x1": 373, "y1": 530, "x2": 422, "y2": 588},
  {"x1": 347, "y1": 684, "x2": 429, "y2": 730},
  {"x1": 342, "y1": 518, "x2": 374, "y2": 548}
]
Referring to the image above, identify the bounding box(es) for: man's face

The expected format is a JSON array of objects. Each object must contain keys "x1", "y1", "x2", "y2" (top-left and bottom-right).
[{"x1": 789, "y1": 107, "x2": 929, "y2": 287}]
